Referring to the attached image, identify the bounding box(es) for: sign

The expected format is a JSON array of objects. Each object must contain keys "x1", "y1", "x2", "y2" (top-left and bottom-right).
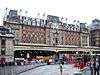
[{"x1": 47, "y1": 15, "x2": 60, "y2": 22}]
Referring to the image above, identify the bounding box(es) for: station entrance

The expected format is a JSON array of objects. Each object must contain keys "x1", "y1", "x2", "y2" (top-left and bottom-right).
[
  {"x1": 14, "y1": 44, "x2": 100, "y2": 65},
  {"x1": 14, "y1": 50, "x2": 56, "y2": 65},
  {"x1": 14, "y1": 50, "x2": 91, "y2": 65}
]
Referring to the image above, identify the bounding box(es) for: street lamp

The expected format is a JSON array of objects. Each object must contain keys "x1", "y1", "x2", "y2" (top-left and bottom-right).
[
  {"x1": 75, "y1": 51, "x2": 79, "y2": 60},
  {"x1": 83, "y1": 49, "x2": 89, "y2": 66},
  {"x1": 84, "y1": 50, "x2": 88, "y2": 65},
  {"x1": 90, "y1": 49, "x2": 93, "y2": 61}
]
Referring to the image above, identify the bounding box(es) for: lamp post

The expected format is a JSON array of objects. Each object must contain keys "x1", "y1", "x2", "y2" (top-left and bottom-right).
[
  {"x1": 75, "y1": 51, "x2": 79, "y2": 61},
  {"x1": 81, "y1": 49, "x2": 88, "y2": 67},
  {"x1": 90, "y1": 49, "x2": 93, "y2": 61},
  {"x1": 83, "y1": 50, "x2": 88, "y2": 66}
]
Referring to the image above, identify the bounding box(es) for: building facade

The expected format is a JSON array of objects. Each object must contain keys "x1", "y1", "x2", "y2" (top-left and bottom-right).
[
  {"x1": 3, "y1": 10, "x2": 89, "y2": 47},
  {"x1": 0, "y1": 26, "x2": 14, "y2": 65},
  {"x1": 90, "y1": 19, "x2": 100, "y2": 47},
  {"x1": 80, "y1": 23, "x2": 89, "y2": 47}
]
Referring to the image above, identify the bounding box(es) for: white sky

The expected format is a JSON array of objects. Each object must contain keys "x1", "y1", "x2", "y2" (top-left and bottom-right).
[{"x1": 0, "y1": 0, "x2": 100, "y2": 25}]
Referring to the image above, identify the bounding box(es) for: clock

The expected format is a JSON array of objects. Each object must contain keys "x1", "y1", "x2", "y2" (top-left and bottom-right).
[{"x1": 53, "y1": 23, "x2": 58, "y2": 29}]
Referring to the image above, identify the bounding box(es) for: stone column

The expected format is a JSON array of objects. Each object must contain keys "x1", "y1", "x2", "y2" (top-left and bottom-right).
[
  {"x1": 0, "y1": 38, "x2": 1, "y2": 55},
  {"x1": 6, "y1": 38, "x2": 14, "y2": 63}
]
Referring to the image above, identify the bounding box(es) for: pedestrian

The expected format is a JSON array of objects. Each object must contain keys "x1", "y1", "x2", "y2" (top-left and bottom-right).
[
  {"x1": 93, "y1": 59, "x2": 100, "y2": 75},
  {"x1": 79, "y1": 60, "x2": 84, "y2": 69},
  {"x1": 89, "y1": 60, "x2": 94, "y2": 75},
  {"x1": 60, "y1": 64, "x2": 63, "y2": 75}
]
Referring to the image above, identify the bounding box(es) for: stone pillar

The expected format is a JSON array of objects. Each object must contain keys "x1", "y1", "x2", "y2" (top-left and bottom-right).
[
  {"x1": 45, "y1": 28, "x2": 52, "y2": 45},
  {"x1": 80, "y1": 33, "x2": 83, "y2": 47},
  {"x1": 19, "y1": 25, "x2": 22, "y2": 43},
  {"x1": 62, "y1": 30, "x2": 65, "y2": 45},
  {"x1": 6, "y1": 38, "x2": 14, "y2": 63},
  {"x1": 87, "y1": 35, "x2": 89, "y2": 46},
  {"x1": 0, "y1": 38, "x2": 1, "y2": 55}
]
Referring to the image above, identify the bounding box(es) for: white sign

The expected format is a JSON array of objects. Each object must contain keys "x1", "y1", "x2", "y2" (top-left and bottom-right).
[{"x1": 27, "y1": 53, "x2": 30, "y2": 58}]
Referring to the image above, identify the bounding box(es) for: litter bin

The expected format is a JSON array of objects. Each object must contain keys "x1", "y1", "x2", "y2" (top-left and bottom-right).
[{"x1": 73, "y1": 72, "x2": 82, "y2": 75}]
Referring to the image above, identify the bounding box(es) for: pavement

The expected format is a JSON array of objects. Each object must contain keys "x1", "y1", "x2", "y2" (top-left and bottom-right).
[
  {"x1": 0, "y1": 63, "x2": 92, "y2": 75},
  {"x1": 81, "y1": 67, "x2": 91, "y2": 75},
  {"x1": 18, "y1": 64, "x2": 82, "y2": 75},
  {"x1": 0, "y1": 63, "x2": 46, "y2": 75}
]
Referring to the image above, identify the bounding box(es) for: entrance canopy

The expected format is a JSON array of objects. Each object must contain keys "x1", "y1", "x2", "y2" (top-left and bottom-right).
[{"x1": 14, "y1": 43, "x2": 100, "y2": 52}]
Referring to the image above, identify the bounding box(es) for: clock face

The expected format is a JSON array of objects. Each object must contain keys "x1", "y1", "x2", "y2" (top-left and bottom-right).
[{"x1": 53, "y1": 23, "x2": 58, "y2": 29}]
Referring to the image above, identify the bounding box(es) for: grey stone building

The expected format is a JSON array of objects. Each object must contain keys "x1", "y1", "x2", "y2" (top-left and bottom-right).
[
  {"x1": 90, "y1": 19, "x2": 100, "y2": 47},
  {"x1": 0, "y1": 26, "x2": 14, "y2": 65},
  {"x1": 80, "y1": 23, "x2": 89, "y2": 47}
]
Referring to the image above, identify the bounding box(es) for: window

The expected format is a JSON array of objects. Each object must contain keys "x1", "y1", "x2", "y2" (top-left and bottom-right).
[
  {"x1": 1, "y1": 48, "x2": 5, "y2": 55},
  {"x1": 13, "y1": 40, "x2": 15, "y2": 45},
  {"x1": 1, "y1": 39, "x2": 6, "y2": 55},
  {"x1": 1, "y1": 39, "x2": 6, "y2": 48}
]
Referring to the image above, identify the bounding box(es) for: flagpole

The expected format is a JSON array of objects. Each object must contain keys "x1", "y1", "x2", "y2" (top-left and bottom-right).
[
  {"x1": 37, "y1": 12, "x2": 40, "y2": 19},
  {"x1": 3, "y1": 8, "x2": 8, "y2": 21},
  {"x1": 19, "y1": 9, "x2": 22, "y2": 23}
]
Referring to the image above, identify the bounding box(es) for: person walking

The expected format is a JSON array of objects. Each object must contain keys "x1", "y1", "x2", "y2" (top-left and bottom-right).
[
  {"x1": 89, "y1": 60, "x2": 94, "y2": 75},
  {"x1": 60, "y1": 64, "x2": 63, "y2": 75},
  {"x1": 93, "y1": 59, "x2": 100, "y2": 75},
  {"x1": 79, "y1": 60, "x2": 85, "y2": 69}
]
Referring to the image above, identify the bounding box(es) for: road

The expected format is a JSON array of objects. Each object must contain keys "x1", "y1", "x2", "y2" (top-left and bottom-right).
[{"x1": 18, "y1": 64, "x2": 81, "y2": 75}]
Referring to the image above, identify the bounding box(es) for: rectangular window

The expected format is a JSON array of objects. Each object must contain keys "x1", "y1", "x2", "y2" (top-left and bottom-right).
[
  {"x1": 1, "y1": 39, "x2": 6, "y2": 48},
  {"x1": 1, "y1": 48, "x2": 5, "y2": 55},
  {"x1": 1, "y1": 39, "x2": 6, "y2": 55}
]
